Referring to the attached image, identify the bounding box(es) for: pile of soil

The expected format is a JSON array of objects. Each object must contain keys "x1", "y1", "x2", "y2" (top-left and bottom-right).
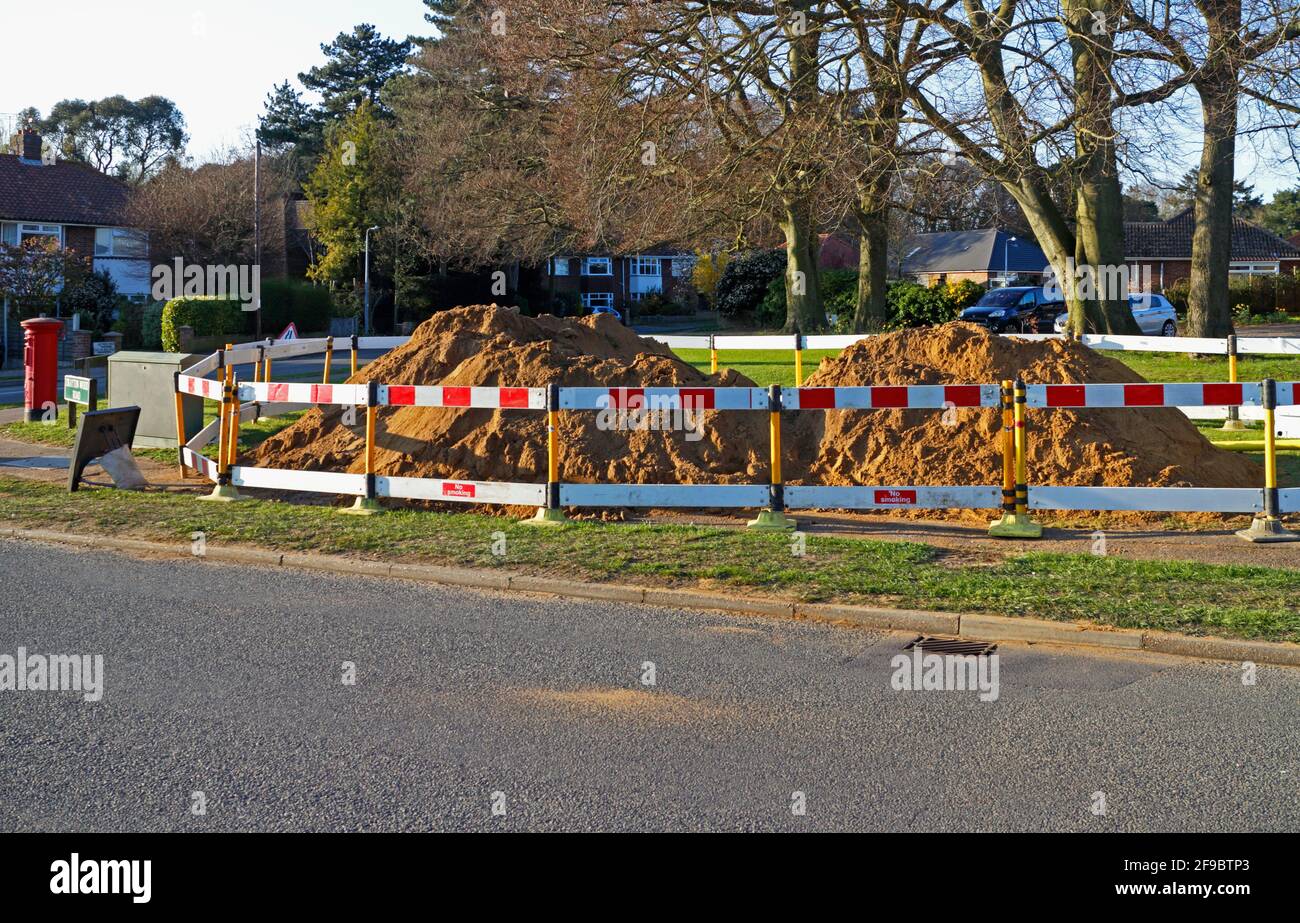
[
  {"x1": 249, "y1": 308, "x2": 1260, "y2": 513},
  {"x1": 251, "y1": 306, "x2": 771, "y2": 489},
  {"x1": 792, "y1": 323, "x2": 1260, "y2": 491}
]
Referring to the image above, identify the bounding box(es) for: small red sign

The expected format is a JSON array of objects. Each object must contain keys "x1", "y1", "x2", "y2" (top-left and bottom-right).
[
  {"x1": 442, "y1": 482, "x2": 477, "y2": 499},
  {"x1": 875, "y1": 489, "x2": 918, "y2": 506}
]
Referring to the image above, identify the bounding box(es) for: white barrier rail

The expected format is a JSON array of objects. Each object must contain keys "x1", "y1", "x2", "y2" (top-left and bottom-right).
[
  {"x1": 785, "y1": 486, "x2": 1002, "y2": 510},
  {"x1": 1028, "y1": 487, "x2": 1265, "y2": 514},
  {"x1": 561, "y1": 387, "x2": 769, "y2": 411},
  {"x1": 786, "y1": 385, "x2": 1000, "y2": 410}
]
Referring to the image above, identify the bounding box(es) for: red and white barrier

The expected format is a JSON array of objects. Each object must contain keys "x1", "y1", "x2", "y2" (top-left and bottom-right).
[
  {"x1": 1028, "y1": 486, "x2": 1265, "y2": 514},
  {"x1": 784, "y1": 486, "x2": 1002, "y2": 510},
  {"x1": 1026, "y1": 382, "x2": 1265, "y2": 409},
  {"x1": 238, "y1": 381, "x2": 369, "y2": 406},
  {"x1": 178, "y1": 375, "x2": 224, "y2": 400},
  {"x1": 378, "y1": 476, "x2": 545, "y2": 505},
  {"x1": 787, "y1": 385, "x2": 1000, "y2": 410},
  {"x1": 231, "y1": 467, "x2": 368, "y2": 496},
  {"x1": 559, "y1": 484, "x2": 771, "y2": 508},
  {"x1": 181, "y1": 448, "x2": 218, "y2": 482},
  {"x1": 560, "y1": 387, "x2": 769, "y2": 411},
  {"x1": 377, "y1": 385, "x2": 545, "y2": 410}
]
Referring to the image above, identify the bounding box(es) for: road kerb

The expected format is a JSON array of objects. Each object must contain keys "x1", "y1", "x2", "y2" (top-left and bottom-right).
[
  {"x1": 795, "y1": 602, "x2": 960, "y2": 635},
  {"x1": 1141, "y1": 631, "x2": 1300, "y2": 667},
  {"x1": 960, "y1": 613, "x2": 1144, "y2": 650},
  {"x1": 6, "y1": 527, "x2": 1300, "y2": 667}
]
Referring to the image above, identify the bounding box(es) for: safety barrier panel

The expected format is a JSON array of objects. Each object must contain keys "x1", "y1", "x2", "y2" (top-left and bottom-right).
[{"x1": 173, "y1": 338, "x2": 1300, "y2": 540}]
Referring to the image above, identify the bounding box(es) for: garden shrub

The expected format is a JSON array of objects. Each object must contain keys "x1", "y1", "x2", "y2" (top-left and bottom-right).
[
  {"x1": 160, "y1": 296, "x2": 244, "y2": 351},
  {"x1": 715, "y1": 250, "x2": 786, "y2": 318}
]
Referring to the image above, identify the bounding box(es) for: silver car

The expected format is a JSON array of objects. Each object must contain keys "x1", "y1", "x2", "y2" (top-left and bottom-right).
[{"x1": 1054, "y1": 294, "x2": 1178, "y2": 336}]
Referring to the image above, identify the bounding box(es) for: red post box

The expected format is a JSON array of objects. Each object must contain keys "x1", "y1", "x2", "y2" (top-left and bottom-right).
[{"x1": 22, "y1": 317, "x2": 64, "y2": 423}]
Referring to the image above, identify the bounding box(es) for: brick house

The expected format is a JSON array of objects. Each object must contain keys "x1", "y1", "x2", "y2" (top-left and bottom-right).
[
  {"x1": 1124, "y1": 209, "x2": 1300, "y2": 291},
  {"x1": 537, "y1": 251, "x2": 694, "y2": 315},
  {"x1": 0, "y1": 127, "x2": 151, "y2": 297}
]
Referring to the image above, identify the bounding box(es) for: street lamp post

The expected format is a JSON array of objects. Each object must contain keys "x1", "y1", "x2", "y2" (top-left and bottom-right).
[
  {"x1": 364, "y1": 226, "x2": 380, "y2": 335},
  {"x1": 1004, "y1": 235, "x2": 1017, "y2": 285}
]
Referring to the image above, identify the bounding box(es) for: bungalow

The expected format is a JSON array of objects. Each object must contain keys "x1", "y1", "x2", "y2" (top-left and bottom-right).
[
  {"x1": 1124, "y1": 209, "x2": 1300, "y2": 290},
  {"x1": 897, "y1": 229, "x2": 1049, "y2": 286},
  {"x1": 0, "y1": 127, "x2": 151, "y2": 297},
  {"x1": 538, "y1": 251, "x2": 694, "y2": 315}
]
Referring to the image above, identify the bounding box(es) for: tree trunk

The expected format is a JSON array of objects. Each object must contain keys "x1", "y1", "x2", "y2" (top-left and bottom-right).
[
  {"x1": 854, "y1": 206, "x2": 889, "y2": 332},
  {"x1": 780, "y1": 196, "x2": 825, "y2": 332},
  {"x1": 1186, "y1": 0, "x2": 1243, "y2": 338},
  {"x1": 1064, "y1": 0, "x2": 1140, "y2": 335}
]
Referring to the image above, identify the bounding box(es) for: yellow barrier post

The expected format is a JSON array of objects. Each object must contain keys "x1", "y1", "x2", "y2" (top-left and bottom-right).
[
  {"x1": 351, "y1": 334, "x2": 359, "y2": 378},
  {"x1": 794, "y1": 330, "x2": 804, "y2": 388},
  {"x1": 750, "y1": 384, "x2": 798, "y2": 530},
  {"x1": 253, "y1": 346, "x2": 263, "y2": 384},
  {"x1": 323, "y1": 337, "x2": 335, "y2": 385},
  {"x1": 1237, "y1": 379, "x2": 1298, "y2": 542},
  {"x1": 201, "y1": 357, "x2": 242, "y2": 502},
  {"x1": 1223, "y1": 334, "x2": 1245, "y2": 431},
  {"x1": 227, "y1": 374, "x2": 242, "y2": 469},
  {"x1": 172, "y1": 372, "x2": 189, "y2": 478},
  {"x1": 990, "y1": 378, "x2": 1041, "y2": 538},
  {"x1": 527, "y1": 383, "x2": 569, "y2": 525},
  {"x1": 710, "y1": 334, "x2": 719, "y2": 376},
  {"x1": 342, "y1": 381, "x2": 384, "y2": 515},
  {"x1": 263, "y1": 353, "x2": 272, "y2": 384}
]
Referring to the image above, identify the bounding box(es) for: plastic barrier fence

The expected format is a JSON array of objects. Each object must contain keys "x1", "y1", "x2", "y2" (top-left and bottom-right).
[{"x1": 174, "y1": 340, "x2": 1300, "y2": 538}]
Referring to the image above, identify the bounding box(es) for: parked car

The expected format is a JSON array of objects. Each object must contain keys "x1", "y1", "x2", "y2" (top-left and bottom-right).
[
  {"x1": 958, "y1": 287, "x2": 1066, "y2": 333},
  {"x1": 1052, "y1": 294, "x2": 1178, "y2": 336},
  {"x1": 592, "y1": 305, "x2": 624, "y2": 323}
]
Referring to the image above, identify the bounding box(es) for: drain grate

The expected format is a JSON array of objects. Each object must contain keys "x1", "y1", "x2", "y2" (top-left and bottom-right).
[{"x1": 905, "y1": 636, "x2": 998, "y2": 657}]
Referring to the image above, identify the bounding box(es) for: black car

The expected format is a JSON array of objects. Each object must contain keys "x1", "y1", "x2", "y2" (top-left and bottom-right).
[{"x1": 959, "y1": 286, "x2": 1066, "y2": 333}]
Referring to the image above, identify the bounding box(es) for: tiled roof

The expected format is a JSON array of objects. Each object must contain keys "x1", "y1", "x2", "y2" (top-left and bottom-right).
[
  {"x1": 0, "y1": 154, "x2": 133, "y2": 227},
  {"x1": 1125, "y1": 208, "x2": 1300, "y2": 261},
  {"x1": 899, "y1": 229, "x2": 1048, "y2": 275}
]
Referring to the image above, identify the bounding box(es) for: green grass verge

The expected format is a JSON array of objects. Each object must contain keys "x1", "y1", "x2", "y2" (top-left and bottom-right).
[{"x1": 1, "y1": 474, "x2": 1296, "y2": 643}]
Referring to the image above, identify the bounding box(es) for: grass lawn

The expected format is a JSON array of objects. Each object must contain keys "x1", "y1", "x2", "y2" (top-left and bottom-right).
[{"x1": 1, "y1": 473, "x2": 1297, "y2": 643}]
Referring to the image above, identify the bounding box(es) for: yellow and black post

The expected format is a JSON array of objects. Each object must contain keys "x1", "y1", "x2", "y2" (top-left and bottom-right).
[
  {"x1": 1223, "y1": 334, "x2": 1245, "y2": 431},
  {"x1": 172, "y1": 371, "x2": 189, "y2": 478},
  {"x1": 794, "y1": 330, "x2": 805, "y2": 388},
  {"x1": 350, "y1": 334, "x2": 359, "y2": 378},
  {"x1": 749, "y1": 384, "x2": 798, "y2": 531},
  {"x1": 710, "y1": 335, "x2": 719, "y2": 376},
  {"x1": 1237, "y1": 379, "x2": 1298, "y2": 542},
  {"x1": 253, "y1": 345, "x2": 263, "y2": 384},
  {"x1": 323, "y1": 336, "x2": 335, "y2": 385},
  {"x1": 343, "y1": 381, "x2": 384, "y2": 515},
  {"x1": 528, "y1": 383, "x2": 568, "y2": 525},
  {"x1": 201, "y1": 358, "x2": 241, "y2": 502},
  {"x1": 227, "y1": 374, "x2": 242, "y2": 470},
  {"x1": 990, "y1": 378, "x2": 1041, "y2": 538}
]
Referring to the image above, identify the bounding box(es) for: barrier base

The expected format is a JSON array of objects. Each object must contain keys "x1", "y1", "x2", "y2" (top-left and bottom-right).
[
  {"x1": 339, "y1": 497, "x2": 384, "y2": 516},
  {"x1": 1235, "y1": 516, "x2": 1300, "y2": 544},
  {"x1": 748, "y1": 510, "x2": 798, "y2": 532},
  {"x1": 988, "y1": 513, "x2": 1043, "y2": 539},
  {"x1": 200, "y1": 483, "x2": 243, "y2": 503},
  {"x1": 524, "y1": 507, "x2": 569, "y2": 527},
  {"x1": 1220, "y1": 418, "x2": 1247, "y2": 432}
]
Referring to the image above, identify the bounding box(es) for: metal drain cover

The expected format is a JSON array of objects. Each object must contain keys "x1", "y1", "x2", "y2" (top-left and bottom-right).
[
  {"x1": 0, "y1": 456, "x2": 70, "y2": 470},
  {"x1": 905, "y1": 637, "x2": 998, "y2": 657}
]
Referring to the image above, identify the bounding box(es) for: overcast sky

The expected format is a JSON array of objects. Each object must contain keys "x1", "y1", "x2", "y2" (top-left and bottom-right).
[{"x1": 3, "y1": 0, "x2": 1296, "y2": 200}]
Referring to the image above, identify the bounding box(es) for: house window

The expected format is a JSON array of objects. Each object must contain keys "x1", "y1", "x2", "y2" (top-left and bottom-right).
[
  {"x1": 632, "y1": 256, "x2": 660, "y2": 276},
  {"x1": 95, "y1": 228, "x2": 148, "y2": 259},
  {"x1": 0, "y1": 223, "x2": 16, "y2": 246},
  {"x1": 550, "y1": 257, "x2": 570, "y2": 276},
  {"x1": 18, "y1": 224, "x2": 61, "y2": 248},
  {"x1": 582, "y1": 257, "x2": 612, "y2": 276},
  {"x1": 1229, "y1": 262, "x2": 1280, "y2": 277},
  {"x1": 582, "y1": 292, "x2": 614, "y2": 310}
]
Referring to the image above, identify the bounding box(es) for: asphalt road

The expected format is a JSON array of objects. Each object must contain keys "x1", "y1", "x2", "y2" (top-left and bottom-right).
[{"x1": 0, "y1": 537, "x2": 1296, "y2": 832}]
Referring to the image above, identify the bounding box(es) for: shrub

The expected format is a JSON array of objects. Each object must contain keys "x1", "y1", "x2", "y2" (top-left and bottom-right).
[
  {"x1": 634, "y1": 293, "x2": 693, "y2": 317},
  {"x1": 256, "y1": 278, "x2": 334, "y2": 336},
  {"x1": 715, "y1": 249, "x2": 786, "y2": 318},
  {"x1": 142, "y1": 302, "x2": 165, "y2": 350},
  {"x1": 61, "y1": 269, "x2": 120, "y2": 335},
  {"x1": 754, "y1": 277, "x2": 788, "y2": 329},
  {"x1": 821, "y1": 269, "x2": 859, "y2": 326},
  {"x1": 160, "y1": 296, "x2": 244, "y2": 352},
  {"x1": 887, "y1": 280, "x2": 955, "y2": 329},
  {"x1": 941, "y1": 279, "x2": 987, "y2": 312}
]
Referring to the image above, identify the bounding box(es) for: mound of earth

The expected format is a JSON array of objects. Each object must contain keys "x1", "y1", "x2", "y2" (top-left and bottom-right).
[
  {"x1": 250, "y1": 305, "x2": 770, "y2": 489},
  {"x1": 791, "y1": 323, "x2": 1260, "y2": 491},
  {"x1": 249, "y1": 308, "x2": 1260, "y2": 514}
]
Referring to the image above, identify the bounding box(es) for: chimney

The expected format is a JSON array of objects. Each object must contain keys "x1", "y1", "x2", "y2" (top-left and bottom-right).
[{"x1": 20, "y1": 125, "x2": 43, "y2": 162}]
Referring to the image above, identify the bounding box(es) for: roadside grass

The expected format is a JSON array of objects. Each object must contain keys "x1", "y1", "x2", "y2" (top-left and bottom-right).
[
  {"x1": 674, "y1": 348, "x2": 841, "y2": 387},
  {"x1": 1, "y1": 473, "x2": 1297, "y2": 643}
]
